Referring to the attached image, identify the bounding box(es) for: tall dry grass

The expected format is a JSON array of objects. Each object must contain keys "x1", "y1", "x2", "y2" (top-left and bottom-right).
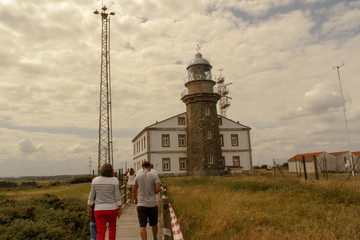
[{"x1": 163, "y1": 171, "x2": 360, "y2": 240}]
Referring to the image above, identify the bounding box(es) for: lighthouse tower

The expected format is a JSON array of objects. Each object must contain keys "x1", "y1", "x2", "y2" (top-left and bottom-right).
[{"x1": 181, "y1": 51, "x2": 225, "y2": 175}]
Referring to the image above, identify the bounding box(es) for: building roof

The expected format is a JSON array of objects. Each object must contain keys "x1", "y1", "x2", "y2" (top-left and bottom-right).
[
  {"x1": 220, "y1": 115, "x2": 251, "y2": 130},
  {"x1": 329, "y1": 151, "x2": 349, "y2": 157},
  {"x1": 132, "y1": 112, "x2": 186, "y2": 142},
  {"x1": 288, "y1": 152, "x2": 325, "y2": 162},
  {"x1": 132, "y1": 112, "x2": 251, "y2": 142},
  {"x1": 352, "y1": 151, "x2": 360, "y2": 156}
]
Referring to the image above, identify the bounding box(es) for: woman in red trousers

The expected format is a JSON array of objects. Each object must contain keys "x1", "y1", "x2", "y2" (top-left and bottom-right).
[{"x1": 87, "y1": 163, "x2": 122, "y2": 240}]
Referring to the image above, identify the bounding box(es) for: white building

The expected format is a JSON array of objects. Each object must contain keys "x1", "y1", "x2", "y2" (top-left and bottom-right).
[{"x1": 132, "y1": 112, "x2": 253, "y2": 176}]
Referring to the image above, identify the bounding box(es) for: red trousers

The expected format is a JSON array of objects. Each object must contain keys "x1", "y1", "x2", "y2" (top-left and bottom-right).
[{"x1": 94, "y1": 209, "x2": 118, "y2": 240}]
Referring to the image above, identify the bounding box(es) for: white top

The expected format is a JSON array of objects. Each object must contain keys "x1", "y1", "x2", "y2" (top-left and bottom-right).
[
  {"x1": 150, "y1": 169, "x2": 158, "y2": 175},
  {"x1": 128, "y1": 174, "x2": 136, "y2": 185},
  {"x1": 88, "y1": 176, "x2": 122, "y2": 211}
]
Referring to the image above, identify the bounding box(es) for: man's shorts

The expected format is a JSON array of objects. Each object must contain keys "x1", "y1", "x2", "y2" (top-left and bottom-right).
[{"x1": 137, "y1": 206, "x2": 158, "y2": 227}]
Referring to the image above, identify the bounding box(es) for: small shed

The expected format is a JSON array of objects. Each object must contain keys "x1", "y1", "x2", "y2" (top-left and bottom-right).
[
  {"x1": 329, "y1": 151, "x2": 350, "y2": 172},
  {"x1": 288, "y1": 152, "x2": 338, "y2": 173},
  {"x1": 352, "y1": 151, "x2": 360, "y2": 171}
]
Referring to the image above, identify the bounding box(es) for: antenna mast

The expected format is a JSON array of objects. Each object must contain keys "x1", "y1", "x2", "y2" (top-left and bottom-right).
[
  {"x1": 94, "y1": 6, "x2": 116, "y2": 175},
  {"x1": 333, "y1": 63, "x2": 354, "y2": 177},
  {"x1": 216, "y1": 69, "x2": 232, "y2": 117}
]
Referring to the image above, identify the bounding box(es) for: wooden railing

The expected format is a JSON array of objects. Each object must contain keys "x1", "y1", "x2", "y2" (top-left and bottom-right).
[{"x1": 120, "y1": 183, "x2": 130, "y2": 209}]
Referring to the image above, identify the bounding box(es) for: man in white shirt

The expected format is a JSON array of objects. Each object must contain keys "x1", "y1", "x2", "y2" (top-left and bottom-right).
[
  {"x1": 150, "y1": 164, "x2": 158, "y2": 175},
  {"x1": 134, "y1": 161, "x2": 160, "y2": 240}
]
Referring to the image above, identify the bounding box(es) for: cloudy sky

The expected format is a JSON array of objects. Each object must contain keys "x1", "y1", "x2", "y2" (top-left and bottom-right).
[{"x1": 0, "y1": 0, "x2": 359, "y2": 177}]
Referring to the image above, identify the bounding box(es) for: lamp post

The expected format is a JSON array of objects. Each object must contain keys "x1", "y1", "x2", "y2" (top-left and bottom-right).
[{"x1": 94, "y1": 6, "x2": 115, "y2": 175}]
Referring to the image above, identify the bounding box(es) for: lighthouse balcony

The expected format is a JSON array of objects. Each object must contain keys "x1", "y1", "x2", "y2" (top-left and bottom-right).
[{"x1": 181, "y1": 89, "x2": 188, "y2": 98}]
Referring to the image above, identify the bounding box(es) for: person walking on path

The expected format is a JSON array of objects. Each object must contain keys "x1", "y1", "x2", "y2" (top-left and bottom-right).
[
  {"x1": 134, "y1": 161, "x2": 160, "y2": 240},
  {"x1": 125, "y1": 168, "x2": 137, "y2": 203},
  {"x1": 89, "y1": 201, "x2": 97, "y2": 240},
  {"x1": 87, "y1": 163, "x2": 122, "y2": 240},
  {"x1": 150, "y1": 164, "x2": 158, "y2": 176}
]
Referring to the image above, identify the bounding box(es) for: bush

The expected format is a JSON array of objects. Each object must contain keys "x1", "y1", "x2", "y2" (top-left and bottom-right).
[
  {"x1": 69, "y1": 176, "x2": 93, "y2": 184},
  {"x1": 0, "y1": 194, "x2": 90, "y2": 240},
  {"x1": 260, "y1": 164, "x2": 268, "y2": 169},
  {"x1": 0, "y1": 181, "x2": 17, "y2": 188},
  {"x1": 49, "y1": 181, "x2": 62, "y2": 187}
]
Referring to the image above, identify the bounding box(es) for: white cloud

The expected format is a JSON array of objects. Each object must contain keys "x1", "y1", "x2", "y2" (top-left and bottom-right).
[
  {"x1": 67, "y1": 144, "x2": 85, "y2": 154},
  {"x1": 280, "y1": 82, "x2": 342, "y2": 119}
]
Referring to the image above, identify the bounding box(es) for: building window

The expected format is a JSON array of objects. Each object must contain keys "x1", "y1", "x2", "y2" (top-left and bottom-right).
[
  {"x1": 178, "y1": 134, "x2": 186, "y2": 147},
  {"x1": 231, "y1": 134, "x2": 238, "y2": 146},
  {"x1": 162, "y1": 134, "x2": 170, "y2": 147},
  {"x1": 162, "y1": 158, "x2": 171, "y2": 171},
  {"x1": 144, "y1": 136, "x2": 146, "y2": 149},
  {"x1": 218, "y1": 117, "x2": 222, "y2": 125},
  {"x1": 220, "y1": 134, "x2": 224, "y2": 146},
  {"x1": 206, "y1": 130, "x2": 211, "y2": 139},
  {"x1": 205, "y1": 107, "x2": 209, "y2": 116},
  {"x1": 141, "y1": 139, "x2": 143, "y2": 151},
  {"x1": 179, "y1": 158, "x2": 187, "y2": 170},
  {"x1": 209, "y1": 154, "x2": 213, "y2": 164},
  {"x1": 233, "y1": 156, "x2": 240, "y2": 167},
  {"x1": 178, "y1": 117, "x2": 185, "y2": 125},
  {"x1": 133, "y1": 145, "x2": 135, "y2": 155}
]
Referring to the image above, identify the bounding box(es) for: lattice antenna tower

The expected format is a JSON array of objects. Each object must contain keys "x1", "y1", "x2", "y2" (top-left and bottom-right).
[
  {"x1": 93, "y1": 6, "x2": 115, "y2": 175},
  {"x1": 216, "y1": 69, "x2": 232, "y2": 117},
  {"x1": 332, "y1": 63, "x2": 354, "y2": 177}
]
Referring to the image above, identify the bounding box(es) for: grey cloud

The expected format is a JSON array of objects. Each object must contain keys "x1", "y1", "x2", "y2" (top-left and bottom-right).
[{"x1": 18, "y1": 138, "x2": 45, "y2": 154}]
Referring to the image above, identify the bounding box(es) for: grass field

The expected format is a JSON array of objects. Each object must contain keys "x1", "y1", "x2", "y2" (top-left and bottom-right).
[
  {"x1": 0, "y1": 179, "x2": 129, "y2": 240},
  {"x1": 163, "y1": 170, "x2": 360, "y2": 240},
  {"x1": 1, "y1": 182, "x2": 92, "y2": 201}
]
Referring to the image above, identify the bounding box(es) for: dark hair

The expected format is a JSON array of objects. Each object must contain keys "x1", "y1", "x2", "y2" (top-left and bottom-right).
[
  {"x1": 142, "y1": 161, "x2": 151, "y2": 169},
  {"x1": 100, "y1": 163, "x2": 114, "y2": 177},
  {"x1": 130, "y1": 168, "x2": 135, "y2": 175}
]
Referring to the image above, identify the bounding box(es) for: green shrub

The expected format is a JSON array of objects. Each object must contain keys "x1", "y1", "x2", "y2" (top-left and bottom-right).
[
  {"x1": 0, "y1": 194, "x2": 90, "y2": 240},
  {"x1": 69, "y1": 175, "x2": 93, "y2": 184},
  {"x1": 49, "y1": 181, "x2": 62, "y2": 186}
]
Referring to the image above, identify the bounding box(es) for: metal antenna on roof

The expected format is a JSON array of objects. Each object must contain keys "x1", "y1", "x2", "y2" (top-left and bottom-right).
[
  {"x1": 196, "y1": 44, "x2": 201, "y2": 53},
  {"x1": 332, "y1": 63, "x2": 354, "y2": 177},
  {"x1": 216, "y1": 69, "x2": 232, "y2": 117}
]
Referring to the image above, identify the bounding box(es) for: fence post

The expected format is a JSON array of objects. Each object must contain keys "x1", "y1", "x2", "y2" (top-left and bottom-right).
[
  {"x1": 162, "y1": 196, "x2": 172, "y2": 240},
  {"x1": 313, "y1": 155, "x2": 319, "y2": 180},
  {"x1": 124, "y1": 184, "x2": 127, "y2": 204},
  {"x1": 302, "y1": 156, "x2": 307, "y2": 180},
  {"x1": 273, "y1": 159, "x2": 275, "y2": 176}
]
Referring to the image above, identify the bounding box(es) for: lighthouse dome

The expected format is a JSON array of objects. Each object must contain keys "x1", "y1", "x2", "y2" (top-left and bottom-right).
[
  {"x1": 186, "y1": 52, "x2": 212, "y2": 82},
  {"x1": 187, "y1": 52, "x2": 212, "y2": 70}
]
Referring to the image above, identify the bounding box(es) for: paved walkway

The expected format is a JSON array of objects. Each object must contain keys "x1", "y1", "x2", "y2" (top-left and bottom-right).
[
  {"x1": 115, "y1": 203, "x2": 155, "y2": 240},
  {"x1": 105, "y1": 198, "x2": 163, "y2": 240}
]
